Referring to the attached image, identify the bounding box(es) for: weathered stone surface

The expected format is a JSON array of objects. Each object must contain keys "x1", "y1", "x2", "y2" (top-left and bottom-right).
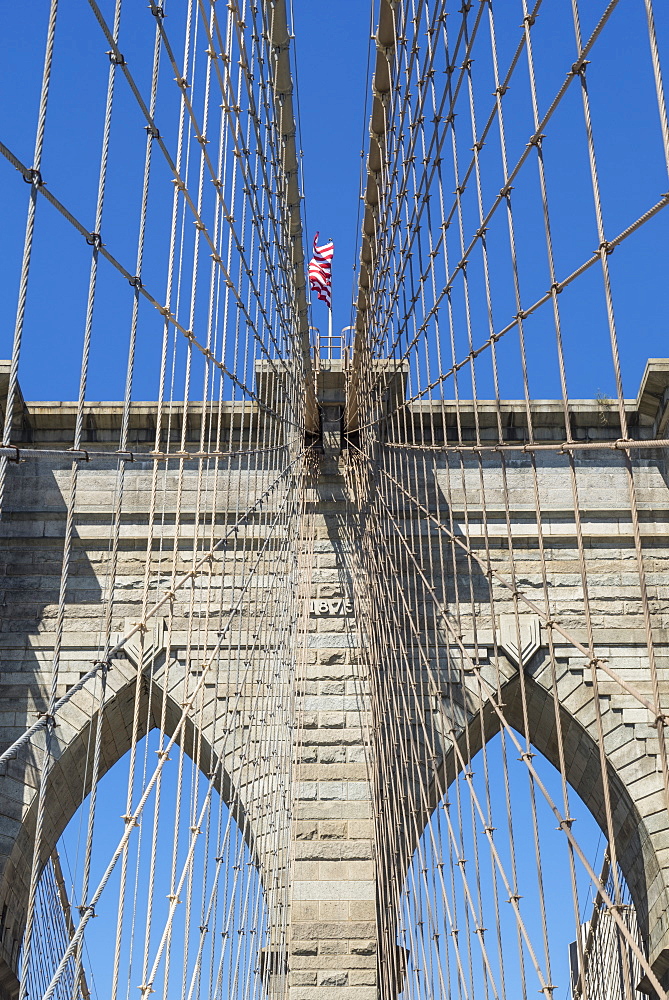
[{"x1": 0, "y1": 384, "x2": 668, "y2": 1000}]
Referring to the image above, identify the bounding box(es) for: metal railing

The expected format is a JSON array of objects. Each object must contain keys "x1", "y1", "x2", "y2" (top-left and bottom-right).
[{"x1": 311, "y1": 326, "x2": 354, "y2": 368}]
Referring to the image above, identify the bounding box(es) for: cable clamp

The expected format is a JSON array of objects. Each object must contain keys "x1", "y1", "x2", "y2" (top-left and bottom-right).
[
  {"x1": 38, "y1": 712, "x2": 57, "y2": 727},
  {"x1": 500, "y1": 183, "x2": 513, "y2": 197},
  {"x1": 571, "y1": 58, "x2": 590, "y2": 75},
  {"x1": 529, "y1": 132, "x2": 545, "y2": 147},
  {"x1": 93, "y1": 658, "x2": 112, "y2": 672},
  {"x1": 23, "y1": 167, "x2": 43, "y2": 186},
  {"x1": 128, "y1": 275, "x2": 142, "y2": 288},
  {"x1": 175, "y1": 76, "x2": 190, "y2": 89},
  {"x1": 149, "y1": 2, "x2": 165, "y2": 16},
  {"x1": 6, "y1": 446, "x2": 21, "y2": 463},
  {"x1": 523, "y1": 13, "x2": 536, "y2": 26},
  {"x1": 107, "y1": 50, "x2": 126, "y2": 66},
  {"x1": 598, "y1": 240, "x2": 614, "y2": 255},
  {"x1": 86, "y1": 232, "x2": 102, "y2": 248},
  {"x1": 550, "y1": 280, "x2": 563, "y2": 294},
  {"x1": 144, "y1": 124, "x2": 161, "y2": 139}
]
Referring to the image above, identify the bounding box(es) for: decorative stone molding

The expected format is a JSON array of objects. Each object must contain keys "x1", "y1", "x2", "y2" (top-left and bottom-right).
[
  {"x1": 121, "y1": 618, "x2": 167, "y2": 671},
  {"x1": 498, "y1": 614, "x2": 541, "y2": 668}
]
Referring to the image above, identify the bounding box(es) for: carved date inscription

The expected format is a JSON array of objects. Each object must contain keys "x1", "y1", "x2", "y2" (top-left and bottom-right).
[{"x1": 309, "y1": 598, "x2": 354, "y2": 616}]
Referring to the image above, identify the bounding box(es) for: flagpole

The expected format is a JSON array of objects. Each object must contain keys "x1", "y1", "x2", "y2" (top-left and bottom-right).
[{"x1": 328, "y1": 239, "x2": 333, "y2": 352}]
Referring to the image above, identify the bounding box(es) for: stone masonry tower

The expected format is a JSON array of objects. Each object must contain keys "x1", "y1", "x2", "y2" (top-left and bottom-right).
[{"x1": 1, "y1": 360, "x2": 669, "y2": 999}]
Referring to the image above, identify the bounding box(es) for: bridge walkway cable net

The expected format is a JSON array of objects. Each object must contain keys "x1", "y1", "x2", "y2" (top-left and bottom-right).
[
  {"x1": 345, "y1": 0, "x2": 669, "y2": 998},
  {"x1": 0, "y1": 1, "x2": 314, "y2": 999},
  {"x1": 0, "y1": 1, "x2": 668, "y2": 1000}
]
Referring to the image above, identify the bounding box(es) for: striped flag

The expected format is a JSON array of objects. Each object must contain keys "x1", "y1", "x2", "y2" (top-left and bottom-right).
[{"x1": 308, "y1": 233, "x2": 334, "y2": 308}]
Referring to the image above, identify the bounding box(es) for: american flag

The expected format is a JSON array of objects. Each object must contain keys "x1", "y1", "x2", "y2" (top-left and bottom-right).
[{"x1": 308, "y1": 233, "x2": 334, "y2": 308}]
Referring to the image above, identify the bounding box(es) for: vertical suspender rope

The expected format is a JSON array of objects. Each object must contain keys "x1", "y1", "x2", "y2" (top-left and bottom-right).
[
  {"x1": 17, "y1": 0, "x2": 122, "y2": 991},
  {"x1": 0, "y1": 0, "x2": 59, "y2": 517}
]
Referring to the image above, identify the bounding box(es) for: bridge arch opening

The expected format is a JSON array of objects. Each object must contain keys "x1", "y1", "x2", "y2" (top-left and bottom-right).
[
  {"x1": 394, "y1": 728, "x2": 646, "y2": 1000},
  {"x1": 0, "y1": 648, "x2": 292, "y2": 1000},
  {"x1": 23, "y1": 727, "x2": 276, "y2": 1000}
]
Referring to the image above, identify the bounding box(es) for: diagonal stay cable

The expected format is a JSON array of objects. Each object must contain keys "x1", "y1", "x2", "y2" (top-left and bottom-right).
[
  {"x1": 357, "y1": 444, "x2": 658, "y2": 717},
  {"x1": 354, "y1": 190, "x2": 669, "y2": 435},
  {"x1": 362, "y1": 0, "x2": 625, "y2": 396},
  {"x1": 0, "y1": 449, "x2": 309, "y2": 770},
  {"x1": 364, "y1": 0, "x2": 618, "y2": 361},
  {"x1": 87, "y1": 0, "x2": 303, "y2": 402},
  {"x1": 366, "y1": 483, "x2": 665, "y2": 998},
  {"x1": 364, "y1": 0, "x2": 490, "y2": 356},
  {"x1": 0, "y1": 0, "x2": 59, "y2": 517},
  {"x1": 144, "y1": 0, "x2": 302, "y2": 394},
  {"x1": 37, "y1": 474, "x2": 299, "y2": 1000},
  {"x1": 0, "y1": 139, "x2": 298, "y2": 429}
]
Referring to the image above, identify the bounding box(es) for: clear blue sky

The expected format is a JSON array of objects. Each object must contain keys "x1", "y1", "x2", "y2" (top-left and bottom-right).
[
  {"x1": 2, "y1": 1, "x2": 667, "y2": 404},
  {"x1": 0, "y1": 0, "x2": 373, "y2": 403}
]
